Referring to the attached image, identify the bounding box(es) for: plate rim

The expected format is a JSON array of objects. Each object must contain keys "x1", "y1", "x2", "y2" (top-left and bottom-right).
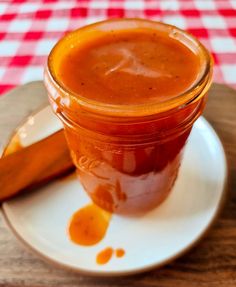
[{"x1": 1, "y1": 105, "x2": 229, "y2": 277}]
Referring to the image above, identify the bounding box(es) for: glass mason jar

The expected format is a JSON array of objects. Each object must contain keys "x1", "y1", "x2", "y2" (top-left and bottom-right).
[{"x1": 44, "y1": 19, "x2": 213, "y2": 214}]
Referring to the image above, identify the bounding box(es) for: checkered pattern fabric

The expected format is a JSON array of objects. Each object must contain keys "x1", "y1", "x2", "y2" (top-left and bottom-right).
[{"x1": 0, "y1": 0, "x2": 236, "y2": 95}]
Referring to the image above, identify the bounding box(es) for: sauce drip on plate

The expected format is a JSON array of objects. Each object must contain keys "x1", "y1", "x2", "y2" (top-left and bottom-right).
[
  {"x1": 96, "y1": 247, "x2": 126, "y2": 264},
  {"x1": 68, "y1": 203, "x2": 111, "y2": 246},
  {"x1": 96, "y1": 247, "x2": 114, "y2": 265},
  {"x1": 116, "y1": 248, "x2": 125, "y2": 258}
]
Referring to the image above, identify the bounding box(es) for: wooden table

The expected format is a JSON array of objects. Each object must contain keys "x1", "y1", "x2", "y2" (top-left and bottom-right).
[{"x1": 0, "y1": 82, "x2": 236, "y2": 287}]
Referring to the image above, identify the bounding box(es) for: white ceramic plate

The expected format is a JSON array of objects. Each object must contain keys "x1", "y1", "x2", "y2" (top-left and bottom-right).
[{"x1": 1, "y1": 106, "x2": 227, "y2": 276}]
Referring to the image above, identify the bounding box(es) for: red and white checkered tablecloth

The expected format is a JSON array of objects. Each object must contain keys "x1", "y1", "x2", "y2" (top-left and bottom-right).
[{"x1": 0, "y1": 0, "x2": 236, "y2": 96}]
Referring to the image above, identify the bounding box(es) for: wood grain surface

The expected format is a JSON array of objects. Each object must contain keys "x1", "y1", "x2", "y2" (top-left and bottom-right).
[
  {"x1": 0, "y1": 82, "x2": 236, "y2": 287},
  {"x1": 0, "y1": 130, "x2": 74, "y2": 201}
]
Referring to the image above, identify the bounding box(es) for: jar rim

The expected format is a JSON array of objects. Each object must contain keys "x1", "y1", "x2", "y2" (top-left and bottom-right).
[{"x1": 46, "y1": 18, "x2": 213, "y2": 117}]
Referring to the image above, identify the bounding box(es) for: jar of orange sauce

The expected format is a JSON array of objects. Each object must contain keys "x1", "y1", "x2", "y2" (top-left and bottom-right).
[{"x1": 44, "y1": 19, "x2": 213, "y2": 214}]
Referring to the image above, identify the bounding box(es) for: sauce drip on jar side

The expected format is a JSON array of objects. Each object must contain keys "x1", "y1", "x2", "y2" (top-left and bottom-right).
[{"x1": 68, "y1": 203, "x2": 111, "y2": 246}]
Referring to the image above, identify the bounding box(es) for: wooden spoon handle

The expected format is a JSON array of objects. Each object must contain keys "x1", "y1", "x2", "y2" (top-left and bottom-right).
[{"x1": 0, "y1": 130, "x2": 75, "y2": 201}]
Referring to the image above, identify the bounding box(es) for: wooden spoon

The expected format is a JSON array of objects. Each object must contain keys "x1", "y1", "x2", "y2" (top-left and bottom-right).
[{"x1": 0, "y1": 130, "x2": 75, "y2": 202}]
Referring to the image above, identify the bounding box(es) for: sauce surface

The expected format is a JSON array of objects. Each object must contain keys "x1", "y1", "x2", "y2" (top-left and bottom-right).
[
  {"x1": 68, "y1": 203, "x2": 111, "y2": 246},
  {"x1": 58, "y1": 30, "x2": 200, "y2": 105}
]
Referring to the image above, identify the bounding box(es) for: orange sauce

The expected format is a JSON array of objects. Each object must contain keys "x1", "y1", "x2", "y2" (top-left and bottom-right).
[
  {"x1": 96, "y1": 247, "x2": 114, "y2": 265},
  {"x1": 115, "y1": 248, "x2": 125, "y2": 258},
  {"x1": 68, "y1": 203, "x2": 111, "y2": 246},
  {"x1": 58, "y1": 30, "x2": 199, "y2": 104},
  {"x1": 47, "y1": 19, "x2": 210, "y2": 214},
  {"x1": 59, "y1": 27, "x2": 202, "y2": 214}
]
